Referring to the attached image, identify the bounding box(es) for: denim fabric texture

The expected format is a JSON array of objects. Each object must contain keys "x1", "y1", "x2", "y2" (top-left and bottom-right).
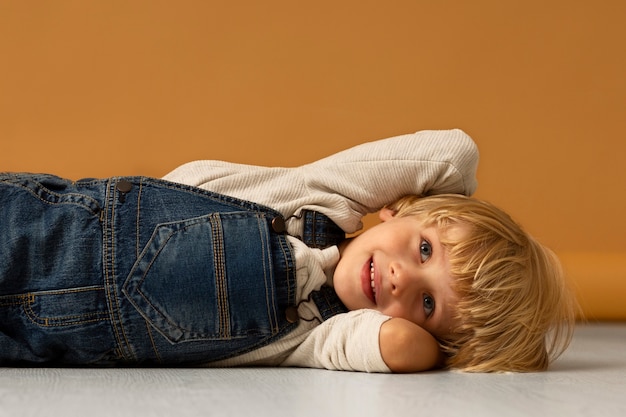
[
  {"x1": 300, "y1": 210, "x2": 346, "y2": 250},
  {"x1": 0, "y1": 174, "x2": 300, "y2": 365}
]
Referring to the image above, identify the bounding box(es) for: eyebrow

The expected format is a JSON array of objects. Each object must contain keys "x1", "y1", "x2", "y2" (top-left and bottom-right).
[
  {"x1": 432, "y1": 236, "x2": 456, "y2": 336},
  {"x1": 434, "y1": 299, "x2": 452, "y2": 337},
  {"x1": 434, "y1": 280, "x2": 461, "y2": 338}
]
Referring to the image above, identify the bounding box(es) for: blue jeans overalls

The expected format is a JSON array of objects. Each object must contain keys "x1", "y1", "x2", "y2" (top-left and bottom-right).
[{"x1": 0, "y1": 174, "x2": 346, "y2": 366}]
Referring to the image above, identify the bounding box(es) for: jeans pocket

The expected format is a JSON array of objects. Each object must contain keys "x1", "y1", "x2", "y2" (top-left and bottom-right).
[
  {"x1": 0, "y1": 287, "x2": 116, "y2": 364},
  {"x1": 23, "y1": 286, "x2": 110, "y2": 327},
  {"x1": 123, "y1": 211, "x2": 279, "y2": 344},
  {"x1": 2, "y1": 174, "x2": 102, "y2": 216}
]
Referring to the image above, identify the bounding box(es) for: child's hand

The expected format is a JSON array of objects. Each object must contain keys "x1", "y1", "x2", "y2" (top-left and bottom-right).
[{"x1": 379, "y1": 317, "x2": 442, "y2": 373}]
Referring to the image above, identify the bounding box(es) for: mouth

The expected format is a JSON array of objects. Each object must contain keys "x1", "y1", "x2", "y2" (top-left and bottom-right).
[
  {"x1": 361, "y1": 257, "x2": 377, "y2": 305},
  {"x1": 370, "y1": 260, "x2": 376, "y2": 300}
]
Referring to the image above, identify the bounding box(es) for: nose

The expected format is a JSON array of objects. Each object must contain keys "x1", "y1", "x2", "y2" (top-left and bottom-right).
[
  {"x1": 389, "y1": 261, "x2": 415, "y2": 298},
  {"x1": 384, "y1": 261, "x2": 422, "y2": 321}
]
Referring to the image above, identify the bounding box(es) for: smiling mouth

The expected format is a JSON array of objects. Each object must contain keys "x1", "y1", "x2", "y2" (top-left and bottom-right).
[
  {"x1": 370, "y1": 260, "x2": 376, "y2": 300},
  {"x1": 361, "y1": 257, "x2": 378, "y2": 305}
]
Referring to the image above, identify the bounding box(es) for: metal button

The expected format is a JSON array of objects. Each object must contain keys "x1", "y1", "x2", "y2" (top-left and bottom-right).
[
  {"x1": 271, "y1": 216, "x2": 286, "y2": 233},
  {"x1": 285, "y1": 306, "x2": 299, "y2": 323},
  {"x1": 116, "y1": 180, "x2": 132, "y2": 193}
]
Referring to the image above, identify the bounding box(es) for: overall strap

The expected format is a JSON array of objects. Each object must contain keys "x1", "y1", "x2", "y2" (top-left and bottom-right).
[
  {"x1": 300, "y1": 210, "x2": 349, "y2": 320},
  {"x1": 310, "y1": 285, "x2": 348, "y2": 321},
  {"x1": 300, "y1": 210, "x2": 346, "y2": 249}
]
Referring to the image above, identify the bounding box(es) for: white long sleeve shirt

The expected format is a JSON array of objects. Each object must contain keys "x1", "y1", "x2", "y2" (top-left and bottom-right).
[{"x1": 162, "y1": 129, "x2": 479, "y2": 372}]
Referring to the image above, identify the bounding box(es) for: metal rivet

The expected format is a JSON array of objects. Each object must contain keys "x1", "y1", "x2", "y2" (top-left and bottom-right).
[
  {"x1": 116, "y1": 180, "x2": 132, "y2": 193},
  {"x1": 271, "y1": 216, "x2": 286, "y2": 233}
]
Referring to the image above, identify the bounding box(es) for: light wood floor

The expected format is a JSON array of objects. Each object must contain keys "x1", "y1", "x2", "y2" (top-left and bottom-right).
[{"x1": 1, "y1": 322, "x2": 624, "y2": 417}]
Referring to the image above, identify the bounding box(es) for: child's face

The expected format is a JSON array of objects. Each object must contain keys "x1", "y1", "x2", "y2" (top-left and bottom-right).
[{"x1": 333, "y1": 209, "x2": 461, "y2": 339}]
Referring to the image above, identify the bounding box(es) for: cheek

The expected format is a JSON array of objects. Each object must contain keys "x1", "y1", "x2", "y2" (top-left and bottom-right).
[
  {"x1": 332, "y1": 261, "x2": 360, "y2": 305},
  {"x1": 382, "y1": 304, "x2": 418, "y2": 323}
]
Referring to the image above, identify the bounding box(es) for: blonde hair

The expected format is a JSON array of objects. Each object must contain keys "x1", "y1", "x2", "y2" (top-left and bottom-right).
[{"x1": 386, "y1": 194, "x2": 578, "y2": 372}]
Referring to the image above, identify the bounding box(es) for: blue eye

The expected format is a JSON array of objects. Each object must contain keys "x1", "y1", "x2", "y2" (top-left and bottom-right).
[
  {"x1": 423, "y1": 294, "x2": 435, "y2": 317},
  {"x1": 419, "y1": 239, "x2": 432, "y2": 263}
]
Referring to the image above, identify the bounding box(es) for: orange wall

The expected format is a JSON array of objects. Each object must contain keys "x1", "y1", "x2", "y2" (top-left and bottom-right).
[{"x1": 1, "y1": 1, "x2": 625, "y2": 319}]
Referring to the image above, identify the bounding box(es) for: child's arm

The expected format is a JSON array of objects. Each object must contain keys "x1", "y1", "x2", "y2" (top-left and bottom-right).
[
  {"x1": 280, "y1": 309, "x2": 441, "y2": 373},
  {"x1": 379, "y1": 317, "x2": 442, "y2": 372},
  {"x1": 299, "y1": 128, "x2": 479, "y2": 232},
  {"x1": 163, "y1": 129, "x2": 478, "y2": 234}
]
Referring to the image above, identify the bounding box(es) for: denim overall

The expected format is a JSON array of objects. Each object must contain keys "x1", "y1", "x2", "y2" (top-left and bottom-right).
[{"x1": 0, "y1": 174, "x2": 346, "y2": 366}]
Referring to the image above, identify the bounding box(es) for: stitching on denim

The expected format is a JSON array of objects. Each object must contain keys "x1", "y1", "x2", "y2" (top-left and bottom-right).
[
  {"x1": 0, "y1": 293, "x2": 33, "y2": 307},
  {"x1": 15, "y1": 286, "x2": 110, "y2": 327},
  {"x1": 145, "y1": 320, "x2": 162, "y2": 364},
  {"x1": 112, "y1": 186, "x2": 134, "y2": 359},
  {"x1": 210, "y1": 214, "x2": 230, "y2": 339},
  {"x1": 283, "y1": 236, "x2": 296, "y2": 308},
  {"x1": 103, "y1": 184, "x2": 121, "y2": 350},
  {"x1": 129, "y1": 217, "x2": 257, "y2": 341},
  {"x1": 22, "y1": 285, "x2": 105, "y2": 297},
  {"x1": 276, "y1": 232, "x2": 297, "y2": 330},
  {"x1": 130, "y1": 215, "x2": 283, "y2": 343},
  {"x1": 23, "y1": 303, "x2": 109, "y2": 327},
  {"x1": 104, "y1": 180, "x2": 134, "y2": 361},
  {"x1": 260, "y1": 214, "x2": 277, "y2": 333},
  {"x1": 142, "y1": 178, "x2": 284, "y2": 218},
  {"x1": 135, "y1": 180, "x2": 142, "y2": 259},
  {"x1": 133, "y1": 225, "x2": 191, "y2": 338},
  {"x1": 7, "y1": 180, "x2": 101, "y2": 217},
  {"x1": 103, "y1": 186, "x2": 118, "y2": 347},
  {"x1": 277, "y1": 235, "x2": 290, "y2": 329}
]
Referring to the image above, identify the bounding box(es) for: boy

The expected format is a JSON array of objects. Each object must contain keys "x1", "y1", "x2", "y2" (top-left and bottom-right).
[{"x1": 0, "y1": 129, "x2": 576, "y2": 372}]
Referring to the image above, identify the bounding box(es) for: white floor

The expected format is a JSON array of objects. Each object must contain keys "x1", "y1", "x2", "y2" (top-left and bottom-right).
[{"x1": 1, "y1": 323, "x2": 624, "y2": 417}]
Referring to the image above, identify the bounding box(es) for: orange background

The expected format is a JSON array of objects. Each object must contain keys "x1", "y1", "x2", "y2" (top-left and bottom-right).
[{"x1": 1, "y1": 1, "x2": 625, "y2": 319}]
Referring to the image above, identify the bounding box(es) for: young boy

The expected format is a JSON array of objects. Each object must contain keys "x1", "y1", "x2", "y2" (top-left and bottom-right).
[{"x1": 0, "y1": 129, "x2": 576, "y2": 372}]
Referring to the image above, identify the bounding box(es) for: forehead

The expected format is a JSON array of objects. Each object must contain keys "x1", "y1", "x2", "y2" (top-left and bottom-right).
[{"x1": 409, "y1": 214, "x2": 470, "y2": 241}]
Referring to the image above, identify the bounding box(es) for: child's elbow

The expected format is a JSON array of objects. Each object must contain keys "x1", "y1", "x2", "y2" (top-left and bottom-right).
[{"x1": 379, "y1": 318, "x2": 442, "y2": 373}]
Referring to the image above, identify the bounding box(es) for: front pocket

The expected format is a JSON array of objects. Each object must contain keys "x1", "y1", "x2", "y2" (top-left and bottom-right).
[
  {"x1": 3, "y1": 174, "x2": 102, "y2": 216},
  {"x1": 22, "y1": 286, "x2": 110, "y2": 327},
  {"x1": 0, "y1": 286, "x2": 109, "y2": 327},
  {"x1": 123, "y1": 211, "x2": 279, "y2": 344}
]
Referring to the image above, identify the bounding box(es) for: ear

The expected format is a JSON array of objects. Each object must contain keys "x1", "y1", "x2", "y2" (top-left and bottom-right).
[{"x1": 379, "y1": 207, "x2": 397, "y2": 222}]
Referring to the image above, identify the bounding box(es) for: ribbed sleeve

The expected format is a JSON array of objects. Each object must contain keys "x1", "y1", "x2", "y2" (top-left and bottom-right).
[{"x1": 163, "y1": 129, "x2": 478, "y2": 233}]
